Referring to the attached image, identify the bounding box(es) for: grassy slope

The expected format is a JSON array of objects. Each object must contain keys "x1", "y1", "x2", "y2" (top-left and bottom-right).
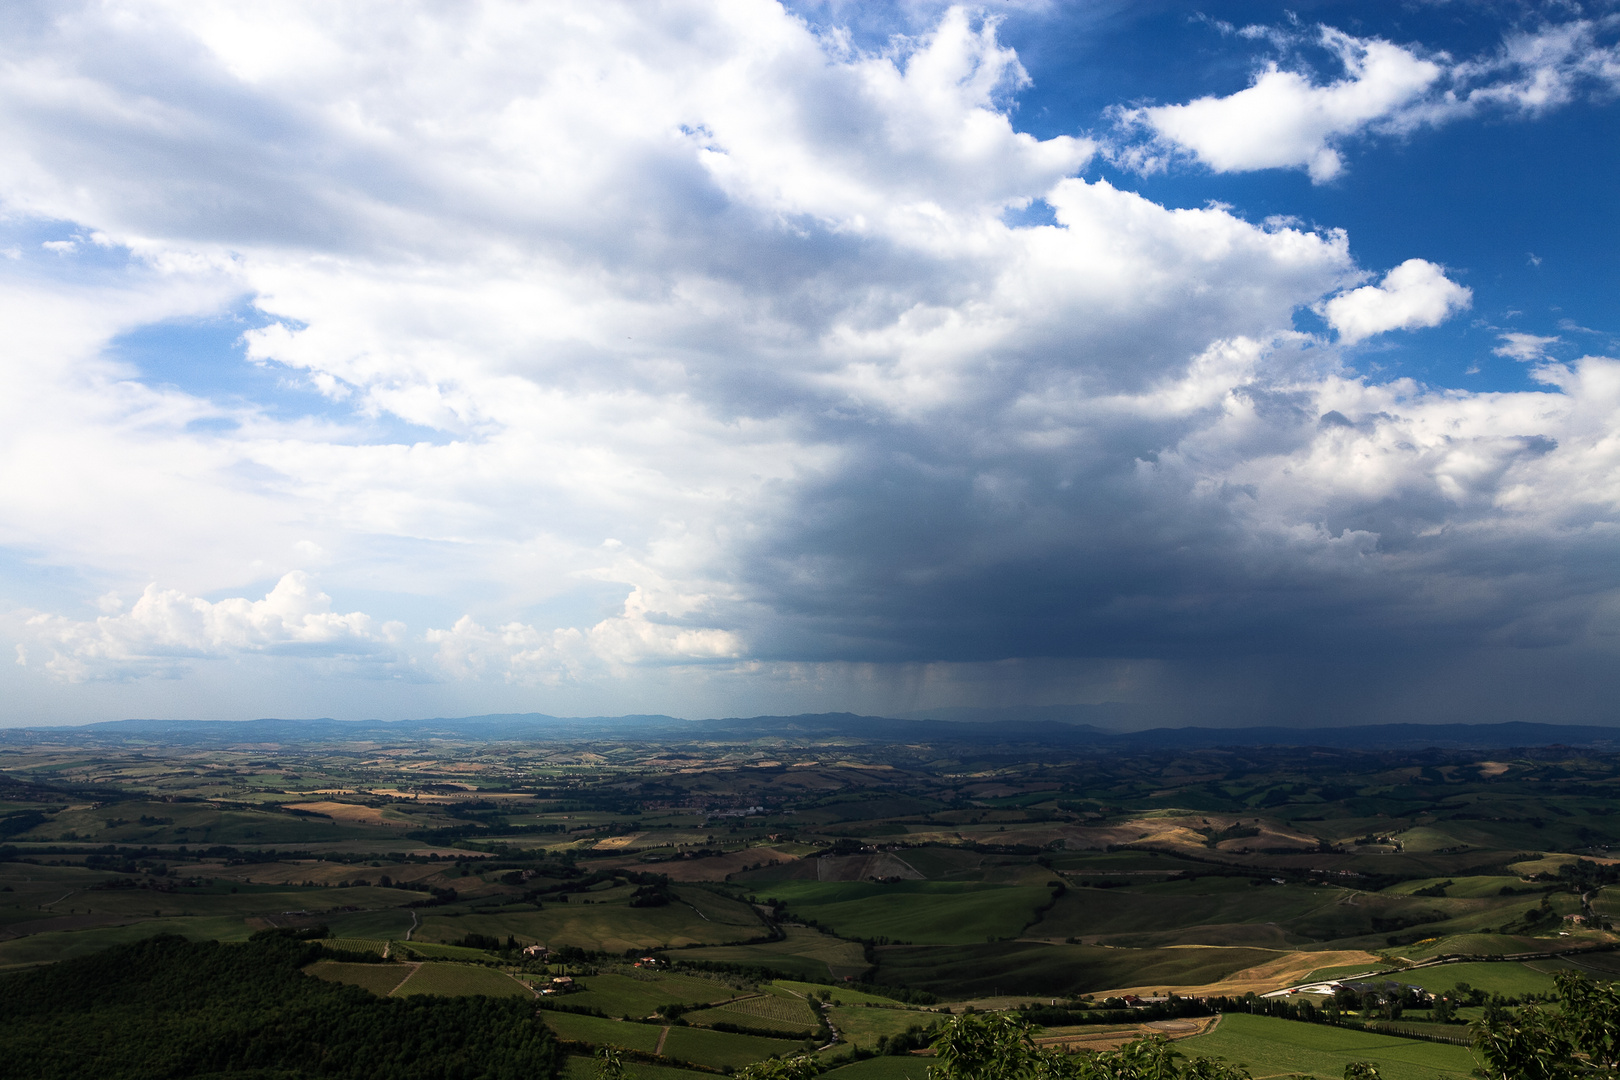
[
  {"x1": 678, "y1": 924, "x2": 869, "y2": 980},
  {"x1": 542, "y1": 1012, "x2": 665, "y2": 1053},
  {"x1": 775, "y1": 979, "x2": 909, "y2": 1005},
  {"x1": 660, "y1": 1024, "x2": 807, "y2": 1068},
  {"x1": 0, "y1": 916, "x2": 251, "y2": 969},
  {"x1": 304, "y1": 959, "x2": 412, "y2": 995},
  {"x1": 755, "y1": 881, "x2": 1052, "y2": 945},
  {"x1": 822, "y1": 1058, "x2": 932, "y2": 1080},
  {"x1": 565, "y1": 972, "x2": 740, "y2": 1017},
  {"x1": 562, "y1": 1055, "x2": 711, "y2": 1080},
  {"x1": 421, "y1": 901, "x2": 757, "y2": 951},
  {"x1": 827, "y1": 1005, "x2": 936, "y2": 1050},
  {"x1": 540, "y1": 1010, "x2": 805, "y2": 1068},
  {"x1": 1035, "y1": 880, "x2": 1336, "y2": 942},
  {"x1": 1183, "y1": 1014, "x2": 1478, "y2": 1080},
  {"x1": 392, "y1": 961, "x2": 532, "y2": 997},
  {"x1": 1394, "y1": 961, "x2": 1559, "y2": 997}
]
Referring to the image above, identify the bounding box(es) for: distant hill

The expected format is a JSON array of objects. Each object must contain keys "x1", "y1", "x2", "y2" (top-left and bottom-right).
[{"x1": 1, "y1": 712, "x2": 1617, "y2": 750}]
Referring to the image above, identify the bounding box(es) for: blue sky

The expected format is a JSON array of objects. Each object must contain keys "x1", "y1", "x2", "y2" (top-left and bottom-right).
[{"x1": 1, "y1": 0, "x2": 1618, "y2": 727}]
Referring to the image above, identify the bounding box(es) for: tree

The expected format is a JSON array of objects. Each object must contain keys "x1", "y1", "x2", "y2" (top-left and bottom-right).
[
  {"x1": 929, "y1": 1012, "x2": 1036, "y2": 1080},
  {"x1": 1430, "y1": 994, "x2": 1455, "y2": 1024},
  {"x1": 597, "y1": 1046, "x2": 629, "y2": 1080},
  {"x1": 736, "y1": 1057, "x2": 823, "y2": 1080},
  {"x1": 1553, "y1": 969, "x2": 1620, "y2": 1072},
  {"x1": 1343, "y1": 1065, "x2": 1380, "y2": 1080},
  {"x1": 1472, "y1": 1003, "x2": 1570, "y2": 1080}
]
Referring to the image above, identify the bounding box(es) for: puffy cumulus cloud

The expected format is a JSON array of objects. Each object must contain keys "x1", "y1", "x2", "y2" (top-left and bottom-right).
[
  {"x1": 16, "y1": 572, "x2": 400, "y2": 682},
  {"x1": 426, "y1": 569, "x2": 744, "y2": 685},
  {"x1": 1119, "y1": 29, "x2": 1442, "y2": 182},
  {"x1": 1321, "y1": 259, "x2": 1471, "y2": 345},
  {"x1": 0, "y1": 1, "x2": 1616, "y2": 724},
  {"x1": 1118, "y1": 18, "x2": 1620, "y2": 182}
]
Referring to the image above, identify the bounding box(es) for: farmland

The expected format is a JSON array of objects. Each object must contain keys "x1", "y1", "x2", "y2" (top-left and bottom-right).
[
  {"x1": 306, "y1": 958, "x2": 412, "y2": 995},
  {"x1": 685, "y1": 985, "x2": 821, "y2": 1034},
  {"x1": 392, "y1": 961, "x2": 533, "y2": 997},
  {"x1": 552, "y1": 971, "x2": 740, "y2": 1017},
  {"x1": 4, "y1": 717, "x2": 1620, "y2": 1078},
  {"x1": 1182, "y1": 1014, "x2": 1478, "y2": 1080}
]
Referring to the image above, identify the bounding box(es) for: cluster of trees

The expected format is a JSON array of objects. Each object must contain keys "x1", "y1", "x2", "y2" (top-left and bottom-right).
[{"x1": 0, "y1": 931, "x2": 562, "y2": 1079}]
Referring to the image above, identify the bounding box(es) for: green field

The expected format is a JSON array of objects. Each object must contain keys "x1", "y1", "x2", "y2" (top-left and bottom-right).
[
  {"x1": 822, "y1": 1057, "x2": 932, "y2": 1080},
  {"x1": 679, "y1": 924, "x2": 870, "y2": 981},
  {"x1": 540, "y1": 1011, "x2": 807, "y2": 1069},
  {"x1": 1382, "y1": 877, "x2": 1528, "y2": 898},
  {"x1": 827, "y1": 1005, "x2": 936, "y2": 1050},
  {"x1": 676, "y1": 887, "x2": 769, "y2": 928},
  {"x1": 0, "y1": 917, "x2": 252, "y2": 970},
  {"x1": 1541, "y1": 951, "x2": 1620, "y2": 978},
  {"x1": 1303, "y1": 963, "x2": 1389, "y2": 983},
  {"x1": 398, "y1": 940, "x2": 500, "y2": 961},
  {"x1": 754, "y1": 882, "x2": 1053, "y2": 945},
  {"x1": 1398, "y1": 933, "x2": 1552, "y2": 960},
  {"x1": 562, "y1": 1055, "x2": 711, "y2": 1080},
  {"x1": 872, "y1": 942, "x2": 1274, "y2": 998},
  {"x1": 392, "y1": 961, "x2": 532, "y2": 997},
  {"x1": 324, "y1": 908, "x2": 418, "y2": 939},
  {"x1": 561, "y1": 971, "x2": 738, "y2": 1017},
  {"x1": 541, "y1": 1011, "x2": 665, "y2": 1053},
  {"x1": 660, "y1": 1024, "x2": 808, "y2": 1068},
  {"x1": 305, "y1": 959, "x2": 412, "y2": 995},
  {"x1": 420, "y1": 901, "x2": 756, "y2": 952},
  {"x1": 1183, "y1": 1013, "x2": 1479, "y2": 1080},
  {"x1": 1395, "y1": 961, "x2": 1558, "y2": 997},
  {"x1": 1035, "y1": 879, "x2": 1340, "y2": 944},
  {"x1": 776, "y1": 979, "x2": 907, "y2": 1006}
]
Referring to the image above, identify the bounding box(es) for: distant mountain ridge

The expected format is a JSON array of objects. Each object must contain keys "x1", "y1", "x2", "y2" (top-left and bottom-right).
[{"x1": 1, "y1": 712, "x2": 1616, "y2": 750}]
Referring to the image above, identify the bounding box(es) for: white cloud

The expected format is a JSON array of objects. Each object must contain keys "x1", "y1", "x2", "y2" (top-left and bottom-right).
[
  {"x1": 1494, "y1": 331, "x2": 1560, "y2": 362},
  {"x1": 1119, "y1": 19, "x2": 1620, "y2": 182},
  {"x1": 1321, "y1": 259, "x2": 1471, "y2": 344},
  {"x1": 16, "y1": 572, "x2": 396, "y2": 682},
  {"x1": 426, "y1": 568, "x2": 743, "y2": 685},
  {"x1": 1119, "y1": 29, "x2": 1442, "y2": 182}
]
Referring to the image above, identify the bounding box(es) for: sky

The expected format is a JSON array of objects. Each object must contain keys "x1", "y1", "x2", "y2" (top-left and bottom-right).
[{"x1": 2, "y1": 0, "x2": 1619, "y2": 728}]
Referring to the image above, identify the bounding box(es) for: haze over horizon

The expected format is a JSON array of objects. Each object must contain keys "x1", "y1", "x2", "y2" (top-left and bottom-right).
[{"x1": 3, "y1": 1, "x2": 1620, "y2": 728}]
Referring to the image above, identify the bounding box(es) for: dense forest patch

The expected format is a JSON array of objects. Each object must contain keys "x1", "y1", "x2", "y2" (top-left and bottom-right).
[{"x1": 0, "y1": 932, "x2": 562, "y2": 1080}]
